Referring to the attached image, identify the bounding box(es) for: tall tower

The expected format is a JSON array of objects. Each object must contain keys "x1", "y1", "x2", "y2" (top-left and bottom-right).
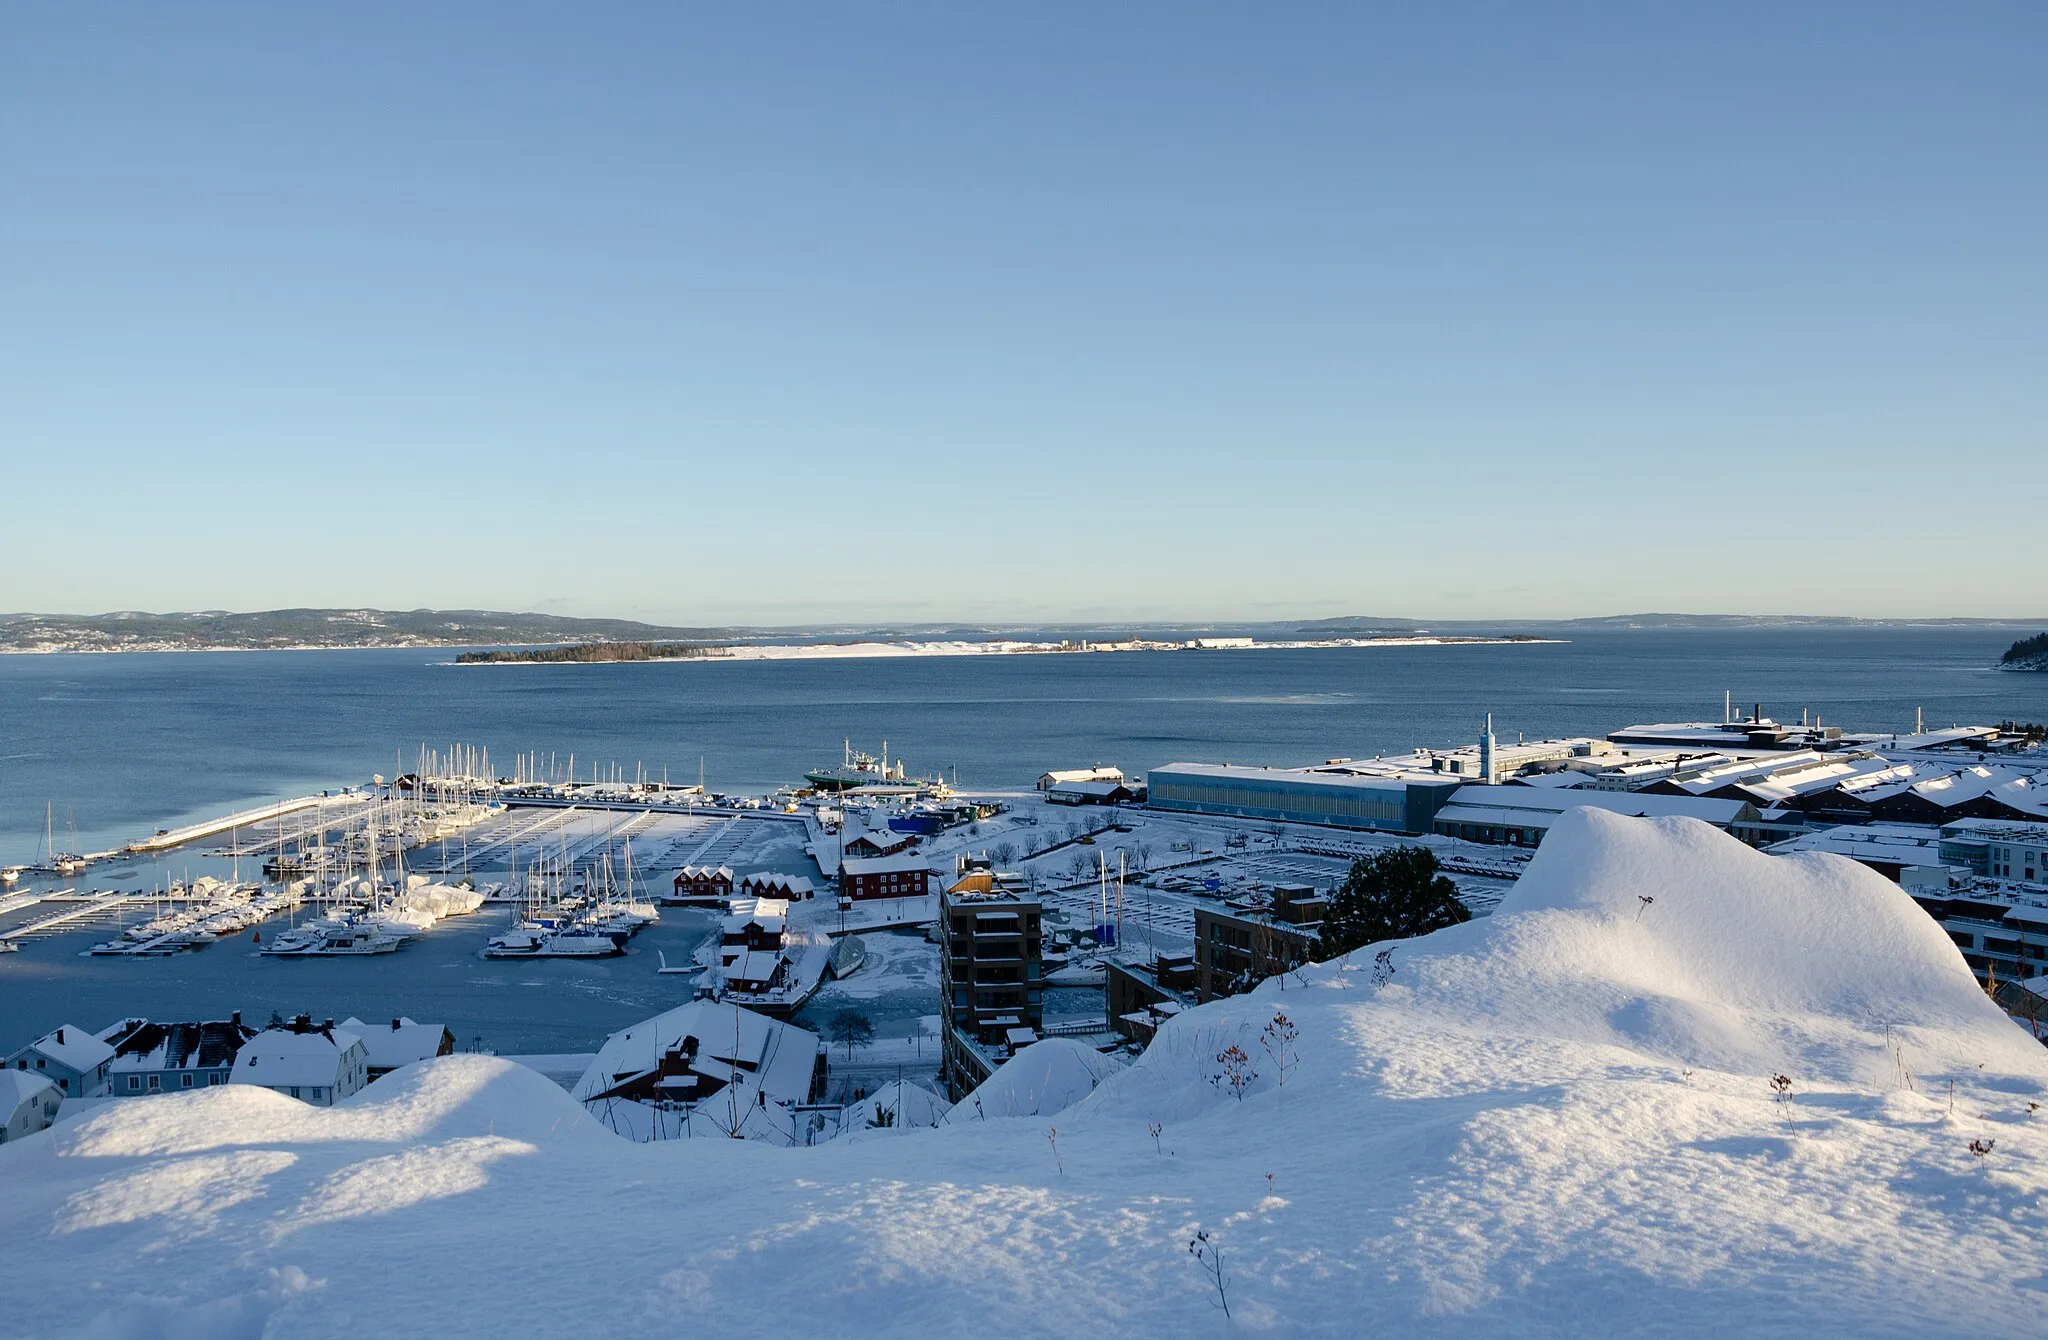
[{"x1": 1481, "y1": 713, "x2": 1497, "y2": 784}]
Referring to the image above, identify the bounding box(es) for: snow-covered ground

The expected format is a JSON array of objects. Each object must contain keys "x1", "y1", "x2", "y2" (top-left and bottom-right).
[{"x1": 5, "y1": 809, "x2": 2043, "y2": 1336}]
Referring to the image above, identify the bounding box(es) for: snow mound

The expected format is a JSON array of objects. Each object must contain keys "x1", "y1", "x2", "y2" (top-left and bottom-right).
[
  {"x1": 836, "y1": 1079, "x2": 949, "y2": 1137},
  {"x1": 4, "y1": 812, "x2": 2045, "y2": 1337},
  {"x1": 943, "y1": 1037, "x2": 1128, "y2": 1123}
]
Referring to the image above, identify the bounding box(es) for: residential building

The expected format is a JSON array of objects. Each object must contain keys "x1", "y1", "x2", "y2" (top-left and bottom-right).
[
  {"x1": 1105, "y1": 951, "x2": 1197, "y2": 1046},
  {"x1": 338, "y1": 1017, "x2": 456, "y2": 1079},
  {"x1": 229, "y1": 1017, "x2": 369, "y2": 1106},
  {"x1": 0, "y1": 1070, "x2": 61, "y2": 1143},
  {"x1": 105, "y1": 1014, "x2": 257, "y2": 1096},
  {"x1": 939, "y1": 879, "x2": 1044, "y2": 1100},
  {"x1": 5, "y1": 1024, "x2": 114, "y2": 1099},
  {"x1": 1193, "y1": 886, "x2": 1323, "y2": 1002},
  {"x1": 840, "y1": 853, "x2": 934, "y2": 901},
  {"x1": 570, "y1": 1000, "x2": 825, "y2": 1109},
  {"x1": 842, "y1": 828, "x2": 916, "y2": 859}
]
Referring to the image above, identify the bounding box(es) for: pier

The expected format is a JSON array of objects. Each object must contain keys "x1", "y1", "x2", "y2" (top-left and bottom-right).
[
  {"x1": 123, "y1": 793, "x2": 374, "y2": 855},
  {"x1": 0, "y1": 890, "x2": 140, "y2": 944}
]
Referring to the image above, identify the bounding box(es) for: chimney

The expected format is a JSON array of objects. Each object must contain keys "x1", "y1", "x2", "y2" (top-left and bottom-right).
[
  {"x1": 54, "y1": 1028, "x2": 64, "y2": 1045},
  {"x1": 391, "y1": 1018, "x2": 402, "y2": 1031},
  {"x1": 1753, "y1": 703, "x2": 1762, "y2": 726},
  {"x1": 1480, "y1": 714, "x2": 1497, "y2": 784},
  {"x1": 323, "y1": 1018, "x2": 335, "y2": 1033},
  {"x1": 231, "y1": 1011, "x2": 242, "y2": 1028}
]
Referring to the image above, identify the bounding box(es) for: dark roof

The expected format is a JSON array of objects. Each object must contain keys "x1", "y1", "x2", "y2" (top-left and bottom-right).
[{"x1": 113, "y1": 1019, "x2": 258, "y2": 1070}]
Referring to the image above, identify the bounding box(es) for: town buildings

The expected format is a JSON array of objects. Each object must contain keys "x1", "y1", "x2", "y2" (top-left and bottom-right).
[
  {"x1": 1105, "y1": 951, "x2": 1196, "y2": 1045},
  {"x1": 229, "y1": 1017, "x2": 369, "y2": 1106},
  {"x1": 5, "y1": 1024, "x2": 114, "y2": 1099},
  {"x1": 840, "y1": 852, "x2": 934, "y2": 901},
  {"x1": 1193, "y1": 885, "x2": 1324, "y2": 1002},
  {"x1": 339, "y1": 1017, "x2": 456, "y2": 1079},
  {"x1": 571, "y1": 1000, "x2": 825, "y2": 1109},
  {"x1": 667, "y1": 865, "x2": 734, "y2": 905},
  {"x1": 939, "y1": 868, "x2": 1044, "y2": 1099},
  {"x1": 105, "y1": 1015, "x2": 257, "y2": 1095},
  {"x1": 0, "y1": 1070, "x2": 61, "y2": 1143}
]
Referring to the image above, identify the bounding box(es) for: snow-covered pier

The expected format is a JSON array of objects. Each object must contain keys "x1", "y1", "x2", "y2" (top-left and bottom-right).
[{"x1": 123, "y1": 793, "x2": 373, "y2": 855}]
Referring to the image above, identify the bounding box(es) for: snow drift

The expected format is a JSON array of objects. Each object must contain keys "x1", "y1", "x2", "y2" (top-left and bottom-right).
[
  {"x1": 943, "y1": 1036, "x2": 1127, "y2": 1123},
  {"x1": 4, "y1": 810, "x2": 2043, "y2": 1337}
]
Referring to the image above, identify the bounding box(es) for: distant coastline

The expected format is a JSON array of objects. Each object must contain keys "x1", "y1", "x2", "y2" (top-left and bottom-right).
[
  {"x1": 3, "y1": 606, "x2": 2041, "y2": 657},
  {"x1": 453, "y1": 635, "x2": 1563, "y2": 665}
]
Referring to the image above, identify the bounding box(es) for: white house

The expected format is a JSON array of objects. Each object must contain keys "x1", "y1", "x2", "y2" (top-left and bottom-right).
[
  {"x1": 230, "y1": 1017, "x2": 369, "y2": 1106},
  {"x1": 339, "y1": 1017, "x2": 456, "y2": 1079},
  {"x1": 0, "y1": 1070, "x2": 62, "y2": 1143},
  {"x1": 5, "y1": 1024, "x2": 115, "y2": 1099}
]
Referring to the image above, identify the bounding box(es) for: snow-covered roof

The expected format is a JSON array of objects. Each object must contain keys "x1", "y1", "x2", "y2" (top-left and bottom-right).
[
  {"x1": 1765, "y1": 824, "x2": 1947, "y2": 865},
  {"x1": 0, "y1": 1069, "x2": 60, "y2": 1112},
  {"x1": 109, "y1": 1019, "x2": 255, "y2": 1074},
  {"x1": 840, "y1": 853, "x2": 934, "y2": 877},
  {"x1": 739, "y1": 872, "x2": 814, "y2": 896},
  {"x1": 230, "y1": 1027, "x2": 366, "y2": 1090},
  {"x1": 725, "y1": 951, "x2": 783, "y2": 985},
  {"x1": 1046, "y1": 779, "x2": 1130, "y2": 798},
  {"x1": 572, "y1": 1001, "x2": 818, "y2": 1108},
  {"x1": 1040, "y1": 766, "x2": 1124, "y2": 786},
  {"x1": 844, "y1": 827, "x2": 914, "y2": 853},
  {"x1": 21, "y1": 1025, "x2": 114, "y2": 1075},
  {"x1": 1437, "y1": 786, "x2": 1751, "y2": 826},
  {"x1": 339, "y1": 1018, "x2": 452, "y2": 1071}
]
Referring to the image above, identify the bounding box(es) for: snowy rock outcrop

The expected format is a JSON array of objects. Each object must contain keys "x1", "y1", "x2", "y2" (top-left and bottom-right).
[{"x1": 3, "y1": 810, "x2": 2043, "y2": 1336}]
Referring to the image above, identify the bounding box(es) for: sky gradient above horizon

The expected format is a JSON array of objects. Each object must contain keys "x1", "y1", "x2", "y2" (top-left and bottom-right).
[{"x1": 3, "y1": 5, "x2": 2043, "y2": 623}]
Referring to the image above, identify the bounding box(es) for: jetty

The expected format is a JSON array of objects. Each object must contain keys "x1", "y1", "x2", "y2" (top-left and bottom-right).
[{"x1": 123, "y1": 793, "x2": 373, "y2": 855}]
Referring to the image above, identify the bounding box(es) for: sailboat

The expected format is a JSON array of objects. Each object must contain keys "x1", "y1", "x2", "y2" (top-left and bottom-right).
[{"x1": 34, "y1": 802, "x2": 88, "y2": 876}]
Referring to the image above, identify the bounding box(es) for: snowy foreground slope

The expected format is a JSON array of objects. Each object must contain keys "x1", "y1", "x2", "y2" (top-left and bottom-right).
[{"x1": 6, "y1": 812, "x2": 2045, "y2": 1338}]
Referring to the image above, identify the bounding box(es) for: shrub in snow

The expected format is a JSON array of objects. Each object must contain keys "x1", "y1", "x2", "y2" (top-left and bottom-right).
[
  {"x1": 1188, "y1": 1227, "x2": 1230, "y2": 1318},
  {"x1": 1260, "y1": 1011, "x2": 1299, "y2": 1087},
  {"x1": 1317, "y1": 845, "x2": 1468, "y2": 960},
  {"x1": 1212, "y1": 1044, "x2": 1256, "y2": 1102}
]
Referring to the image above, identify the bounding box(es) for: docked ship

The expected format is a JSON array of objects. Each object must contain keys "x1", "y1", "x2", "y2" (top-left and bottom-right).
[{"x1": 804, "y1": 741, "x2": 906, "y2": 792}]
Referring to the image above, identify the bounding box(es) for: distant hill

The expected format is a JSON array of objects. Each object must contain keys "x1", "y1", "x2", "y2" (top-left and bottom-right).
[{"x1": 0, "y1": 609, "x2": 738, "y2": 654}]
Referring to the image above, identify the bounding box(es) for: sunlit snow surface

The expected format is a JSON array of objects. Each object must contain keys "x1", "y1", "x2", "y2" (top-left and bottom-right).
[{"x1": 6, "y1": 809, "x2": 2044, "y2": 1337}]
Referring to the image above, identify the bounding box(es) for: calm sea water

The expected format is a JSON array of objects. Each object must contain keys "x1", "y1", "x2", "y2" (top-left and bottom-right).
[
  {"x1": 3, "y1": 629, "x2": 2040, "y2": 863},
  {"x1": 2, "y1": 628, "x2": 2042, "y2": 1053}
]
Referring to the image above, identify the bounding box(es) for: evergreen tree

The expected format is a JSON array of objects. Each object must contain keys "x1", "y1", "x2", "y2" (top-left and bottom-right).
[{"x1": 1316, "y1": 846, "x2": 1469, "y2": 960}]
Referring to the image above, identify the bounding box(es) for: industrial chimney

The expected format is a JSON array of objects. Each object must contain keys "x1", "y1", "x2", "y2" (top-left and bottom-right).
[{"x1": 1481, "y1": 714, "x2": 1497, "y2": 784}]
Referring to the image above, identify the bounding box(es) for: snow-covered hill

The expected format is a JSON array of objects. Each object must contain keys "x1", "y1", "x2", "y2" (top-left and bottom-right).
[{"x1": 4, "y1": 810, "x2": 2042, "y2": 1337}]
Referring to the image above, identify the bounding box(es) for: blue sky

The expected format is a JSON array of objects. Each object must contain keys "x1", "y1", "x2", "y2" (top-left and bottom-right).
[{"x1": 2, "y1": 4, "x2": 2042, "y2": 623}]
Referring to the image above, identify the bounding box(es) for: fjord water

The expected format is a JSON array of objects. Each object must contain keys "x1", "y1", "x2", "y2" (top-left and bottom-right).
[
  {"x1": 3, "y1": 627, "x2": 2043, "y2": 865},
  {"x1": 2, "y1": 628, "x2": 2043, "y2": 1053}
]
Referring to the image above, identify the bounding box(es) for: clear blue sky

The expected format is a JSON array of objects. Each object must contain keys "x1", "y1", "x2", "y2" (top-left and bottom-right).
[{"x1": 3, "y1": 4, "x2": 2042, "y2": 623}]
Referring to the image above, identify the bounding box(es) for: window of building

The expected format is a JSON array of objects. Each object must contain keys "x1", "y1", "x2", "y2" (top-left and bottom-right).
[
  {"x1": 181, "y1": 1074, "x2": 193, "y2": 1089},
  {"x1": 148, "y1": 1075, "x2": 160, "y2": 1092},
  {"x1": 127, "y1": 1076, "x2": 140, "y2": 1092}
]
